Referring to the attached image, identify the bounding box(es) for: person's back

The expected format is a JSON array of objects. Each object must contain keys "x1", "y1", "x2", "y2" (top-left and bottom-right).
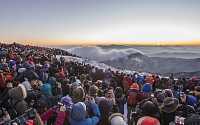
[{"x1": 69, "y1": 99, "x2": 100, "y2": 125}]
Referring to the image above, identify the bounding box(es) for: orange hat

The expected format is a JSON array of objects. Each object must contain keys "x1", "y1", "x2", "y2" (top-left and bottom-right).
[{"x1": 130, "y1": 83, "x2": 139, "y2": 90}]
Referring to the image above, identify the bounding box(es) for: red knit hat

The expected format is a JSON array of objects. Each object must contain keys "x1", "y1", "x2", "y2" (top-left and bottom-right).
[
  {"x1": 130, "y1": 83, "x2": 139, "y2": 90},
  {"x1": 137, "y1": 116, "x2": 160, "y2": 125}
]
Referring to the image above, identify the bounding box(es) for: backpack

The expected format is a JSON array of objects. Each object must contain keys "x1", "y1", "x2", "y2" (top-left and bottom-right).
[
  {"x1": 36, "y1": 95, "x2": 49, "y2": 115},
  {"x1": 140, "y1": 92, "x2": 150, "y2": 101},
  {"x1": 127, "y1": 91, "x2": 138, "y2": 106},
  {"x1": 123, "y1": 80, "x2": 130, "y2": 93},
  {"x1": 8, "y1": 100, "x2": 21, "y2": 119}
]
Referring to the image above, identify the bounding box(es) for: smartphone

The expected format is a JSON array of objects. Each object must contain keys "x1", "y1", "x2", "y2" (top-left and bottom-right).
[
  {"x1": 151, "y1": 93, "x2": 154, "y2": 98},
  {"x1": 180, "y1": 92, "x2": 184, "y2": 97}
]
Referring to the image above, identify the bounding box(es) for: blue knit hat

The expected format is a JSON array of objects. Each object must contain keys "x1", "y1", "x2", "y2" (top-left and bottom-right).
[{"x1": 142, "y1": 83, "x2": 152, "y2": 93}]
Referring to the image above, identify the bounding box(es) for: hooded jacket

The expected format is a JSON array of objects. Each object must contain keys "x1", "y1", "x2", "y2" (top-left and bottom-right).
[
  {"x1": 69, "y1": 102, "x2": 100, "y2": 125},
  {"x1": 8, "y1": 84, "x2": 28, "y2": 115}
]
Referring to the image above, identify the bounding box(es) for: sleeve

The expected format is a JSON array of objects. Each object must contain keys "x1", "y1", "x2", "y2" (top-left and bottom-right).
[
  {"x1": 113, "y1": 105, "x2": 119, "y2": 113},
  {"x1": 88, "y1": 103, "x2": 100, "y2": 125},
  {"x1": 54, "y1": 111, "x2": 66, "y2": 125},
  {"x1": 40, "y1": 108, "x2": 55, "y2": 122}
]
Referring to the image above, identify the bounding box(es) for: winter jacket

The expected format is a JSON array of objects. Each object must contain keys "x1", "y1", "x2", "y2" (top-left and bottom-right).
[
  {"x1": 115, "y1": 94, "x2": 126, "y2": 114},
  {"x1": 16, "y1": 68, "x2": 38, "y2": 82},
  {"x1": 40, "y1": 108, "x2": 66, "y2": 125},
  {"x1": 97, "y1": 105, "x2": 119, "y2": 125}
]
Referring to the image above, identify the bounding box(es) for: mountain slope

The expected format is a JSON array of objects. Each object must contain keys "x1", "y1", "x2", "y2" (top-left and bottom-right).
[{"x1": 104, "y1": 53, "x2": 200, "y2": 74}]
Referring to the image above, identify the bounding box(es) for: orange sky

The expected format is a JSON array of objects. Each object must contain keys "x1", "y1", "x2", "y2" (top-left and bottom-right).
[{"x1": 2, "y1": 40, "x2": 200, "y2": 46}]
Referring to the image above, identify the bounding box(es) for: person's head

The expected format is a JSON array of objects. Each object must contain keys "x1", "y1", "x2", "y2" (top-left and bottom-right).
[
  {"x1": 161, "y1": 97, "x2": 179, "y2": 113},
  {"x1": 89, "y1": 85, "x2": 99, "y2": 97},
  {"x1": 60, "y1": 95, "x2": 74, "y2": 111},
  {"x1": 98, "y1": 98, "x2": 113, "y2": 115},
  {"x1": 108, "y1": 113, "x2": 126, "y2": 125},
  {"x1": 142, "y1": 83, "x2": 152, "y2": 93},
  {"x1": 141, "y1": 101, "x2": 156, "y2": 115},
  {"x1": 173, "y1": 85, "x2": 179, "y2": 91},
  {"x1": 130, "y1": 83, "x2": 139, "y2": 90},
  {"x1": 70, "y1": 102, "x2": 86, "y2": 121}
]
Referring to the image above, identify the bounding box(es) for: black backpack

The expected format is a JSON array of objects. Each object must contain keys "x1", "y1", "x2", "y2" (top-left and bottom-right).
[{"x1": 8, "y1": 99, "x2": 21, "y2": 119}]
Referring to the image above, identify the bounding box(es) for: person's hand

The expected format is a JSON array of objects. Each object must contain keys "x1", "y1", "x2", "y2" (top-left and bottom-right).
[
  {"x1": 85, "y1": 94, "x2": 89, "y2": 103},
  {"x1": 181, "y1": 95, "x2": 187, "y2": 102},
  {"x1": 7, "y1": 82, "x2": 12, "y2": 88},
  {"x1": 90, "y1": 97, "x2": 95, "y2": 104},
  {"x1": 111, "y1": 98, "x2": 116, "y2": 105},
  {"x1": 60, "y1": 105, "x2": 66, "y2": 112},
  {"x1": 57, "y1": 83, "x2": 61, "y2": 89},
  {"x1": 151, "y1": 97, "x2": 157, "y2": 103},
  {"x1": 38, "y1": 80, "x2": 43, "y2": 86},
  {"x1": 53, "y1": 105, "x2": 59, "y2": 110}
]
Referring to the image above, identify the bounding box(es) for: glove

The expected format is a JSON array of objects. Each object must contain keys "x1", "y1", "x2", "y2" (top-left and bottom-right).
[{"x1": 53, "y1": 105, "x2": 59, "y2": 110}]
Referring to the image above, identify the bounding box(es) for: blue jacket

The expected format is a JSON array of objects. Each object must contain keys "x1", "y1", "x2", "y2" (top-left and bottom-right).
[{"x1": 69, "y1": 103, "x2": 100, "y2": 125}]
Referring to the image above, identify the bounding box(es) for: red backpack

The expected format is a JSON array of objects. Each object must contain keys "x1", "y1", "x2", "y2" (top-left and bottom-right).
[
  {"x1": 123, "y1": 80, "x2": 130, "y2": 93},
  {"x1": 127, "y1": 91, "x2": 138, "y2": 106}
]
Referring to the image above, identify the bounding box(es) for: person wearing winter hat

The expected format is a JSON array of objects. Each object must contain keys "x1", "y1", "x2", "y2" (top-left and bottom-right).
[
  {"x1": 163, "y1": 89, "x2": 173, "y2": 97},
  {"x1": 60, "y1": 95, "x2": 74, "y2": 111},
  {"x1": 108, "y1": 113, "x2": 126, "y2": 125},
  {"x1": 142, "y1": 83, "x2": 152, "y2": 93},
  {"x1": 72, "y1": 86, "x2": 85, "y2": 103},
  {"x1": 22, "y1": 81, "x2": 33, "y2": 91},
  {"x1": 40, "y1": 96, "x2": 73, "y2": 125},
  {"x1": 156, "y1": 93, "x2": 166, "y2": 107},
  {"x1": 134, "y1": 100, "x2": 162, "y2": 124},
  {"x1": 184, "y1": 113, "x2": 200, "y2": 125},
  {"x1": 137, "y1": 116, "x2": 160, "y2": 125},
  {"x1": 97, "y1": 98, "x2": 119, "y2": 125},
  {"x1": 69, "y1": 97, "x2": 101, "y2": 125},
  {"x1": 8, "y1": 84, "x2": 28, "y2": 116},
  {"x1": 126, "y1": 83, "x2": 140, "y2": 124},
  {"x1": 161, "y1": 97, "x2": 179, "y2": 125},
  {"x1": 89, "y1": 85, "x2": 99, "y2": 97},
  {"x1": 115, "y1": 87, "x2": 126, "y2": 115},
  {"x1": 88, "y1": 85, "x2": 103, "y2": 104}
]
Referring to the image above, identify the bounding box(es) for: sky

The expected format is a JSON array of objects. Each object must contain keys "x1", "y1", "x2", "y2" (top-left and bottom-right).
[{"x1": 0, "y1": 0, "x2": 200, "y2": 46}]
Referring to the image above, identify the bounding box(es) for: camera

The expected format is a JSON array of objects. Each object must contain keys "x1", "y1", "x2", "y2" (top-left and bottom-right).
[
  {"x1": 3, "y1": 108, "x2": 34, "y2": 125},
  {"x1": 87, "y1": 96, "x2": 93, "y2": 100}
]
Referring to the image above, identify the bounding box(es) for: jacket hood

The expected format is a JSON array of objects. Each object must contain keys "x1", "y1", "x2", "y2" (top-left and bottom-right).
[
  {"x1": 70, "y1": 102, "x2": 86, "y2": 121},
  {"x1": 22, "y1": 81, "x2": 33, "y2": 91},
  {"x1": 9, "y1": 84, "x2": 27, "y2": 100},
  {"x1": 40, "y1": 83, "x2": 52, "y2": 98},
  {"x1": 142, "y1": 83, "x2": 152, "y2": 93},
  {"x1": 49, "y1": 77, "x2": 56, "y2": 87}
]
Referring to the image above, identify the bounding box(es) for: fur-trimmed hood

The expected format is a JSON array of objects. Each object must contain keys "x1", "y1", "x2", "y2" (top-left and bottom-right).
[
  {"x1": 9, "y1": 84, "x2": 27, "y2": 100},
  {"x1": 108, "y1": 113, "x2": 126, "y2": 125}
]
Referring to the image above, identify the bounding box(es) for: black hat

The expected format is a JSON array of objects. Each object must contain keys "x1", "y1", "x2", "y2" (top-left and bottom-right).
[{"x1": 161, "y1": 97, "x2": 179, "y2": 113}]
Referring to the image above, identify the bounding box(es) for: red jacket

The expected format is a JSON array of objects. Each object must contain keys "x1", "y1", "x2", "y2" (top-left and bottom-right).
[{"x1": 40, "y1": 108, "x2": 66, "y2": 125}]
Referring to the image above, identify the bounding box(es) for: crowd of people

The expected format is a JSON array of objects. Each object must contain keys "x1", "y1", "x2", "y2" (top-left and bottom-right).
[{"x1": 0, "y1": 42, "x2": 200, "y2": 125}]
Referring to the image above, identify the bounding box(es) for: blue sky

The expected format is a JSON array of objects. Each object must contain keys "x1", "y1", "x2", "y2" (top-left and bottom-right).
[{"x1": 0, "y1": 0, "x2": 200, "y2": 45}]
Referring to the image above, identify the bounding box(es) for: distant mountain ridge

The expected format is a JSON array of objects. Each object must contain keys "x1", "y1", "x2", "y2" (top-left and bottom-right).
[{"x1": 104, "y1": 53, "x2": 200, "y2": 74}]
